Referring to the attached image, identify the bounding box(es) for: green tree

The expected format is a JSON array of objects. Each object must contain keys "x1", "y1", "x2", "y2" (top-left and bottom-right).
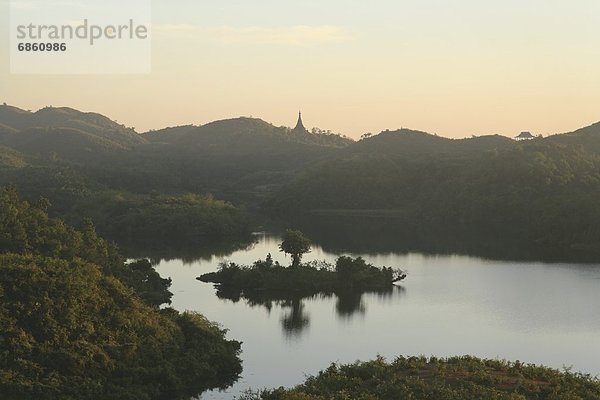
[{"x1": 279, "y1": 229, "x2": 311, "y2": 267}]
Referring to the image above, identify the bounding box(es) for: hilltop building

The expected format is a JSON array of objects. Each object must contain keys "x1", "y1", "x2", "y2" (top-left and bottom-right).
[{"x1": 515, "y1": 131, "x2": 535, "y2": 140}]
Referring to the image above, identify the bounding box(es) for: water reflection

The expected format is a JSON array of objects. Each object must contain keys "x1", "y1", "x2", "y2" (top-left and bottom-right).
[
  {"x1": 281, "y1": 297, "x2": 309, "y2": 338},
  {"x1": 271, "y1": 216, "x2": 600, "y2": 263},
  {"x1": 336, "y1": 289, "x2": 365, "y2": 317},
  {"x1": 123, "y1": 236, "x2": 257, "y2": 264},
  {"x1": 212, "y1": 285, "x2": 406, "y2": 337}
]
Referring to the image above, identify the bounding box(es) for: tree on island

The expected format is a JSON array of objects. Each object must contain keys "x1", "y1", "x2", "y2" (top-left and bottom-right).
[{"x1": 279, "y1": 229, "x2": 311, "y2": 267}]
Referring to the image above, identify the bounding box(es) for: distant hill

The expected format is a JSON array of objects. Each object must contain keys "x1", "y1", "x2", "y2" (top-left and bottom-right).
[
  {"x1": 546, "y1": 121, "x2": 600, "y2": 153},
  {"x1": 347, "y1": 128, "x2": 514, "y2": 157},
  {"x1": 143, "y1": 124, "x2": 198, "y2": 142},
  {"x1": 0, "y1": 105, "x2": 30, "y2": 127},
  {"x1": 144, "y1": 117, "x2": 353, "y2": 150},
  {"x1": 136, "y1": 117, "x2": 353, "y2": 200},
  {"x1": 0, "y1": 105, "x2": 355, "y2": 205},
  {"x1": 5, "y1": 127, "x2": 130, "y2": 162},
  {"x1": 0, "y1": 105, "x2": 146, "y2": 150},
  {"x1": 265, "y1": 126, "x2": 600, "y2": 258}
]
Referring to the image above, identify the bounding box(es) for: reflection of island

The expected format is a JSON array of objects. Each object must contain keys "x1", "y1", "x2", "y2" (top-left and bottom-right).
[
  {"x1": 336, "y1": 289, "x2": 366, "y2": 317},
  {"x1": 124, "y1": 235, "x2": 256, "y2": 264},
  {"x1": 201, "y1": 256, "x2": 407, "y2": 337},
  {"x1": 294, "y1": 216, "x2": 600, "y2": 263},
  {"x1": 281, "y1": 297, "x2": 309, "y2": 337},
  {"x1": 214, "y1": 285, "x2": 405, "y2": 336}
]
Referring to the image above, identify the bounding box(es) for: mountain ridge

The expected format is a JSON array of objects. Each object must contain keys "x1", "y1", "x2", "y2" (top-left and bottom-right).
[{"x1": 4, "y1": 103, "x2": 600, "y2": 145}]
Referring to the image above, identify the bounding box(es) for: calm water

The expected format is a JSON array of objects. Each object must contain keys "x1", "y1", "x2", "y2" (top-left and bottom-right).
[{"x1": 153, "y1": 234, "x2": 600, "y2": 399}]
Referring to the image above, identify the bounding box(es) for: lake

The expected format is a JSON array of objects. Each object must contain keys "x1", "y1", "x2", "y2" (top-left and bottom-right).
[{"x1": 153, "y1": 233, "x2": 600, "y2": 399}]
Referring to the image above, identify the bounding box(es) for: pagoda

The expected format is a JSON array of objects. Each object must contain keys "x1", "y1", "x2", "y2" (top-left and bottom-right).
[{"x1": 293, "y1": 111, "x2": 307, "y2": 133}]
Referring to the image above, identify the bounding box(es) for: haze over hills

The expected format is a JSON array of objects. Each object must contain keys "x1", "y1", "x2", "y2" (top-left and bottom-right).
[
  {"x1": 4, "y1": 103, "x2": 600, "y2": 158},
  {"x1": 0, "y1": 105, "x2": 147, "y2": 163},
  {"x1": 0, "y1": 144, "x2": 27, "y2": 168},
  {"x1": 2, "y1": 103, "x2": 600, "y2": 259},
  {"x1": 0, "y1": 105, "x2": 353, "y2": 162},
  {"x1": 348, "y1": 129, "x2": 515, "y2": 158},
  {"x1": 3, "y1": 104, "x2": 600, "y2": 169},
  {"x1": 143, "y1": 117, "x2": 353, "y2": 150},
  {"x1": 0, "y1": 105, "x2": 145, "y2": 147}
]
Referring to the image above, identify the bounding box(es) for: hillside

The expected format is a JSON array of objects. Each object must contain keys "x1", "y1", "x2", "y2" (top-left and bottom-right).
[
  {"x1": 546, "y1": 120, "x2": 600, "y2": 152},
  {"x1": 143, "y1": 124, "x2": 198, "y2": 142},
  {"x1": 130, "y1": 117, "x2": 354, "y2": 200},
  {"x1": 0, "y1": 145, "x2": 27, "y2": 168},
  {"x1": 144, "y1": 117, "x2": 353, "y2": 150},
  {"x1": 0, "y1": 105, "x2": 146, "y2": 150},
  {"x1": 347, "y1": 129, "x2": 514, "y2": 157},
  {"x1": 265, "y1": 129, "x2": 600, "y2": 258},
  {"x1": 0, "y1": 106, "x2": 354, "y2": 199},
  {"x1": 4, "y1": 127, "x2": 130, "y2": 162},
  {"x1": 0, "y1": 187, "x2": 242, "y2": 399}
]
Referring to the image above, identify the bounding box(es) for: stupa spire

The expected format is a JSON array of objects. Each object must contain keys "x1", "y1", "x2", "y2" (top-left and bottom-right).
[{"x1": 293, "y1": 110, "x2": 306, "y2": 132}]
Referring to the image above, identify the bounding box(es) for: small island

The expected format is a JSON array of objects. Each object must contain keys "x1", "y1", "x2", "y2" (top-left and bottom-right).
[{"x1": 197, "y1": 230, "x2": 406, "y2": 297}]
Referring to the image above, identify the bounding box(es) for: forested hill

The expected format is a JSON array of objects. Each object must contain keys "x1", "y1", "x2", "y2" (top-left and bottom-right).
[
  {"x1": 0, "y1": 106, "x2": 352, "y2": 167},
  {"x1": 265, "y1": 125, "x2": 600, "y2": 259},
  {"x1": 0, "y1": 105, "x2": 354, "y2": 253},
  {"x1": 144, "y1": 117, "x2": 353, "y2": 149},
  {"x1": 134, "y1": 118, "x2": 354, "y2": 196},
  {"x1": 0, "y1": 105, "x2": 145, "y2": 163},
  {"x1": 347, "y1": 129, "x2": 514, "y2": 158},
  {"x1": 546, "y1": 121, "x2": 600, "y2": 152},
  {"x1": 0, "y1": 187, "x2": 243, "y2": 399},
  {"x1": 0, "y1": 105, "x2": 355, "y2": 215},
  {"x1": 0, "y1": 104, "x2": 145, "y2": 147}
]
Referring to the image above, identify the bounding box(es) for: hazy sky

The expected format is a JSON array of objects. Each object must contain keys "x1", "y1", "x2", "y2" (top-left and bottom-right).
[{"x1": 1, "y1": 0, "x2": 600, "y2": 138}]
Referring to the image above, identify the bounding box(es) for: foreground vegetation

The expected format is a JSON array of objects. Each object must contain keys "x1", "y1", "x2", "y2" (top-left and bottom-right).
[
  {"x1": 242, "y1": 356, "x2": 600, "y2": 400},
  {"x1": 0, "y1": 186, "x2": 242, "y2": 399}
]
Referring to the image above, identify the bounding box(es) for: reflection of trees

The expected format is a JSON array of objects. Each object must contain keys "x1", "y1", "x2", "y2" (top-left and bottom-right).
[
  {"x1": 124, "y1": 235, "x2": 257, "y2": 265},
  {"x1": 211, "y1": 286, "x2": 406, "y2": 338},
  {"x1": 335, "y1": 287, "x2": 406, "y2": 318},
  {"x1": 336, "y1": 289, "x2": 366, "y2": 317},
  {"x1": 281, "y1": 297, "x2": 309, "y2": 337},
  {"x1": 294, "y1": 216, "x2": 588, "y2": 263}
]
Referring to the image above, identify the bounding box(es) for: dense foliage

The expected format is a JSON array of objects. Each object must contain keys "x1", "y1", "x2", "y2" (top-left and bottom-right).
[
  {"x1": 0, "y1": 187, "x2": 243, "y2": 399},
  {"x1": 199, "y1": 255, "x2": 405, "y2": 295},
  {"x1": 69, "y1": 191, "x2": 252, "y2": 249},
  {"x1": 266, "y1": 137, "x2": 600, "y2": 259},
  {"x1": 0, "y1": 165, "x2": 253, "y2": 254},
  {"x1": 279, "y1": 229, "x2": 312, "y2": 267},
  {"x1": 0, "y1": 186, "x2": 171, "y2": 306},
  {"x1": 243, "y1": 356, "x2": 600, "y2": 400}
]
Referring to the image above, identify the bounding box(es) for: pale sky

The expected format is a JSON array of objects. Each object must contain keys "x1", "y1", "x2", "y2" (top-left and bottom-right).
[{"x1": 1, "y1": 0, "x2": 600, "y2": 139}]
